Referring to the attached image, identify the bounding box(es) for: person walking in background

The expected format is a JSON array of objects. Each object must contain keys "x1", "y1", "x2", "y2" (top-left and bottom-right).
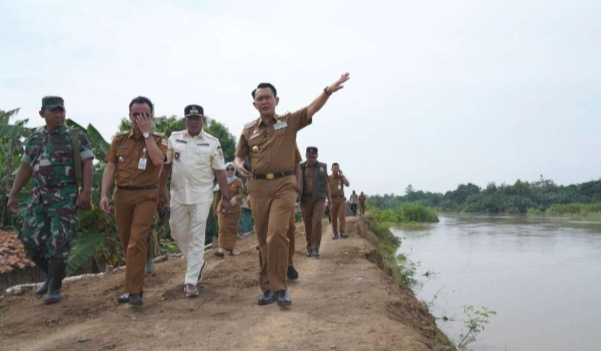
[
  {"x1": 359, "y1": 191, "x2": 367, "y2": 216},
  {"x1": 159, "y1": 104, "x2": 230, "y2": 298},
  {"x1": 100, "y1": 96, "x2": 167, "y2": 306},
  {"x1": 7, "y1": 96, "x2": 94, "y2": 305},
  {"x1": 299, "y1": 146, "x2": 331, "y2": 257},
  {"x1": 329, "y1": 163, "x2": 350, "y2": 239},
  {"x1": 349, "y1": 190, "x2": 359, "y2": 216},
  {"x1": 234, "y1": 73, "x2": 351, "y2": 306},
  {"x1": 213, "y1": 162, "x2": 244, "y2": 257}
]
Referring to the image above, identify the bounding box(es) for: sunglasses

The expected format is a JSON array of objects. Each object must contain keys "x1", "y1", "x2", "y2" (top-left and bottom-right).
[{"x1": 226, "y1": 167, "x2": 235, "y2": 171}]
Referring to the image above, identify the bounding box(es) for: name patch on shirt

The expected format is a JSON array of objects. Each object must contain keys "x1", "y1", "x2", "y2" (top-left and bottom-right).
[
  {"x1": 197, "y1": 143, "x2": 210, "y2": 147},
  {"x1": 176, "y1": 139, "x2": 188, "y2": 144},
  {"x1": 274, "y1": 121, "x2": 288, "y2": 130}
]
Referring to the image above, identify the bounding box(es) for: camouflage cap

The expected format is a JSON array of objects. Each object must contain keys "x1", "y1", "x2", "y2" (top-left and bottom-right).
[
  {"x1": 41, "y1": 96, "x2": 65, "y2": 110},
  {"x1": 184, "y1": 104, "x2": 204, "y2": 118}
]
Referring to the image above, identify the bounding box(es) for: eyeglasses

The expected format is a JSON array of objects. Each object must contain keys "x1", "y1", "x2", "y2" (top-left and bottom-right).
[{"x1": 226, "y1": 168, "x2": 235, "y2": 171}]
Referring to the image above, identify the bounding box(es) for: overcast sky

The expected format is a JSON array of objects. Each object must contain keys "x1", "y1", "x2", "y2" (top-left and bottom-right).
[{"x1": 1, "y1": 0, "x2": 600, "y2": 195}]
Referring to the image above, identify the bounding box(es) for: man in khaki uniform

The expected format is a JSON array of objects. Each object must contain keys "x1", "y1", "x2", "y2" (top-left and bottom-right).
[
  {"x1": 235, "y1": 73, "x2": 351, "y2": 306},
  {"x1": 258, "y1": 145, "x2": 303, "y2": 281},
  {"x1": 100, "y1": 96, "x2": 167, "y2": 306},
  {"x1": 359, "y1": 191, "x2": 367, "y2": 216},
  {"x1": 328, "y1": 162, "x2": 350, "y2": 239},
  {"x1": 299, "y1": 146, "x2": 331, "y2": 257},
  {"x1": 159, "y1": 104, "x2": 230, "y2": 297}
]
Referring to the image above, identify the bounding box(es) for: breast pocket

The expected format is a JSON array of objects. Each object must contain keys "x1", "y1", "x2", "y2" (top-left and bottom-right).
[
  {"x1": 193, "y1": 145, "x2": 211, "y2": 165},
  {"x1": 173, "y1": 144, "x2": 187, "y2": 163},
  {"x1": 115, "y1": 149, "x2": 130, "y2": 169}
]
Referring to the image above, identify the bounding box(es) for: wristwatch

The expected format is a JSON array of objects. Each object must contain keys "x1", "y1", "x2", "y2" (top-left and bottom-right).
[
  {"x1": 143, "y1": 132, "x2": 150, "y2": 139},
  {"x1": 222, "y1": 195, "x2": 231, "y2": 200},
  {"x1": 323, "y1": 87, "x2": 332, "y2": 96}
]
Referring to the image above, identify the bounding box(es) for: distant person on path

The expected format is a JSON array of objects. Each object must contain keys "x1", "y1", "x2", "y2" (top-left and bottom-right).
[
  {"x1": 328, "y1": 163, "x2": 350, "y2": 239},
  {"x1": 101, "y1": 96, "x2": 167, "y2": 306},
  {"x1": 359, "y1": 191, "x2": 367, "y2": 216},
  {"x1": 8, "y1": 96, "x2": 94, "y2": 305},
  {"x1": 349, "y1": 190, "x2": 359, "y2": 216},
  {"x1": 298, "y1": 146, "x2": 331, "y2": 257},
  {"x1": 159, "y1": 104, "x2": 230, "y2": 298},
  {"x1": 234, "y1": 73, "x2": 351, "y2": 307},
  {"x1": 213, "y1": 162, "x2": 243, "y2": 257}
]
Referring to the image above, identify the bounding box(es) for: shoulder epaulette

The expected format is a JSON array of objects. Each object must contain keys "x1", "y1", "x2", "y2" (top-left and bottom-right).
[
  {"x1": 204, "y1": 132, "x2": 218, "y2": 141},
  {"x1": 244, "y1": 119, "x2": 258, "y2": 130},
  {"x1": 277, "y1": 111, "x2": 291, "y2": 119}
]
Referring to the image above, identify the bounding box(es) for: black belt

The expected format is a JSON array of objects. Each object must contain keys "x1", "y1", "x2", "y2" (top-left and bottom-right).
[
  {"x1": 301, "y1": 193, "x2": 312, "y2": 197},
  {"x1": 117, "y1": 184, "x2": 157, "y2": 190},
  {"x1": 253, "y1": 170, "x2": 295, "y2": 180}
]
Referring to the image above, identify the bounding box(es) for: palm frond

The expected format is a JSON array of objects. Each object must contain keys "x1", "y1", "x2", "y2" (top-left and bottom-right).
[
  {"x1": 0, "y1": 124, "x2": 32, "y2": 139},
  {"x1": 67, "y1": 231, "x2": 105, "y2": 275}
]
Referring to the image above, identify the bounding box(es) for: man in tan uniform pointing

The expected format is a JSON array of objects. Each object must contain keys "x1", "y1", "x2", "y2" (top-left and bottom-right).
[{"x1": 235, "y1": 73, "x2": 351, "y2": 306}]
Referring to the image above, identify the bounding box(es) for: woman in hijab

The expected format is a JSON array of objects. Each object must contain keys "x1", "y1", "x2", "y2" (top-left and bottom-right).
[{"x1": 213, "y1": 162, "x2": 244, "y2": 257}]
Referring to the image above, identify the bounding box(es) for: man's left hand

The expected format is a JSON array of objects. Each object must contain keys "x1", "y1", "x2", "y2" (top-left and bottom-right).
[
  {"x1": 77, "y1": 191, "x2": 92, "y2": 211},
  {"x1": 327, "y1": 73, "x2": 350, "y2": 93}
]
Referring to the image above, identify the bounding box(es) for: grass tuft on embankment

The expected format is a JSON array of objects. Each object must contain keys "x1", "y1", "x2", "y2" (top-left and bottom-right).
[{"x1": 360, "y1": 215, "x2": 456, "y2": 350}]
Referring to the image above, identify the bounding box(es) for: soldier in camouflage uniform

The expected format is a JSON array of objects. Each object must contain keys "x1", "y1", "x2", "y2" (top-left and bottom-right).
[{"x1": 7, "y1": 96, "x2": 94, "y2": 305}]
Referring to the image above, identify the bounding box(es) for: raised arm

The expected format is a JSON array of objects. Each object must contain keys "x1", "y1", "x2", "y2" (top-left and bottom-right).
[{"x1": 307, "y1": 73, "x2": 350, "y2": 118}]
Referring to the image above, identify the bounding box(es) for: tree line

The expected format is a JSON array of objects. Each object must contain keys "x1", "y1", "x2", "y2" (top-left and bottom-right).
[{"x1": 367, "y1": 176, "x2": 601, "y2": 215}]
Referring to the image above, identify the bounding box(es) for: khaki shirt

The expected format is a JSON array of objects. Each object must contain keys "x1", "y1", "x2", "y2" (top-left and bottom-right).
[
  {"x1": 165, "y1": 130, "x2": 225, "y2": 205},
  {"x1": 328, "y1": 175, "x2": 346, "y2": 198},
  {"x1": 235, "y1": 108, "x2": 311, "y2": 174},
  {"x1": 105, "y1": 130, "x2": 167, "y2": 187},
  {"x1": 303, "y1": 163, "x2": 316, "y2": 194}
]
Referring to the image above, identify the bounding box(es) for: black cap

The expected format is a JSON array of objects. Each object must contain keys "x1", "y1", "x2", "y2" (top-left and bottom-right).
[
  {"x1": 306, "y1": 146, "x2": 318, "y2": 153},
  {"x1": 42, "y1": 96, "x2": 65, "y2": 110},
  {"x1": 184, "y1": 104, "x2": 204, "y2": 118}
]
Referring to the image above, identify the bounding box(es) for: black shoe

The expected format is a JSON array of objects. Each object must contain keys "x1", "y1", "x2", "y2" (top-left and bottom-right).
[
  {"x1": 258, "y1": 290, "x2": 276, "y2": 306},
  {"x1": 44, "y1": 262, "x2": 66, "y2": 305},
  {"x1": 287, "y1": 266, "x2": 298, "y2": 281},
  {"x1": 30, "y1": 256, "x2": 49, "y2": 295},
  {"x1": 116, "y1": 291, "x2": 143, "y2": 303},
  {"x1": 332, "y1": 234, "x2": 339, "y2": 240},
  {"x1": 306, "y1": 250, "x2": 313, "y2": 257},
  {"x1": 313, "y1": 249, "x2": 320, "y2": 257},
  {"x1": 276, "y1": 290, "x2": 292, "y2": 306},
  {"x1": 340, "y1": 232, "x2": 349, "y2": 239},
  {"x1": 128, "y1": 293, "x2": 143, "y2": 306}
]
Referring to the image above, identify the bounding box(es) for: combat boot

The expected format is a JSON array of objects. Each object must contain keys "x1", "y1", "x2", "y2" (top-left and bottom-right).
[
  {"x1": 30, "y1": 256, "x2": 49, "y2": 295},
  {"x1": 44, "y1": 261, "x2": 66, "y2": 305}
]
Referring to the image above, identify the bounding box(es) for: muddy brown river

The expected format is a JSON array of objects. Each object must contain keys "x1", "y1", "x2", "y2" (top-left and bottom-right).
[{"x1": 393, "y1": 214, "x2": 601, "y2": 351}]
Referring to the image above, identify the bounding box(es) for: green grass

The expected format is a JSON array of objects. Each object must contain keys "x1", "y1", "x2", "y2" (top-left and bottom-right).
[
  {"x1": 527, "y1": 203, "x2": 601, "y2": 220},
  {"x1": 370, "y1": 203, "x2": 439, "y2": 224}
]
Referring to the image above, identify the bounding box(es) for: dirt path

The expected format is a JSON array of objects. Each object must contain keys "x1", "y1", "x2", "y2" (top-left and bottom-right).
[{"x1": 0, "y1": 217, "x2": 452, "y2": 351}]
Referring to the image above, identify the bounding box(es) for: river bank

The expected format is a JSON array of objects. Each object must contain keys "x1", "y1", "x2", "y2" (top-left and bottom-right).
[{"x1": 0, "y1": 217, "x2": 453, "y2": 351}]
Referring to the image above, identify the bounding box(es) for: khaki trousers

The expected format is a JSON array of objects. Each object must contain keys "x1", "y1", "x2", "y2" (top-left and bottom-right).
[
  {"x1": 331, "y1": 197, "x2": 346, "y2": 234},
  {"x1": 114, "y1": 188, "x2": 158, "y2": 294},
  {"x1": 249, "y1": 176, "x2": 296, "y2": 293},
  {"x1": 300, "y1": 197, "x2": 325, "y2": 250},
  {"x1": 288, "y1": 209, "x2": 296, "y2": 266},
  {"x1": 170, "y1": 201, "x2": 211, "y2": 285}
]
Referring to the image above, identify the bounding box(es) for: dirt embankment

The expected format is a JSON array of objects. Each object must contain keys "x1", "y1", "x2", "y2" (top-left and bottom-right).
[{"x1": 0, "y1": 217, "x2": 453, "y2": 351}]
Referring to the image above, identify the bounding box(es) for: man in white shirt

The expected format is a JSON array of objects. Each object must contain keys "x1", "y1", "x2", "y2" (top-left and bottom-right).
[{"x1": 159, "y1": 104, "x2": 230, "y2": 297}]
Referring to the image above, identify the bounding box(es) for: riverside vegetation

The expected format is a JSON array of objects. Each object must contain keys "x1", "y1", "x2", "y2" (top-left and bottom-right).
[
  {"x1": 368, "y1": 177, "x2": 601, "y2": 218},
  {"x1": 365, "y1": 202, "x2": 496, "y2": 350}
]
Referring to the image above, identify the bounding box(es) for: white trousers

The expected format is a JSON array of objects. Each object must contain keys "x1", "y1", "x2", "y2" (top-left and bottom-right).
[{"x1": 170, "y1": 201, "x2": 211, "y2": 285}]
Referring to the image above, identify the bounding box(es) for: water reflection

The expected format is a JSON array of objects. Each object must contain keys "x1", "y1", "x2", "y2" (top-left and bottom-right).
[{"x1": 393, "y1": 214, "x2": 601, "y2": 351}]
